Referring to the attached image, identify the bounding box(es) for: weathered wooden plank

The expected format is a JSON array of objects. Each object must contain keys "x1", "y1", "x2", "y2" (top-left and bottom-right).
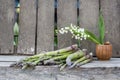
[
  {"x1": 0, "y1": 62, "x2": 14, "y2": 67},
  {"x1": 18, "y1": 0, "x2": 36, "y2": 54},
  {"x1": 57, "y1": 0, "x2": 77, "y2": 49},
  {"x1": 0, "y1": 0, "x2": 14, "y2": 54},
  {"x1": 101, "y1": 0, "x2": 120, "y2": 57},
  {"x1": 0, "y1": 56, "x2": 27, "y2": 62},
  {"x1": 79, "y1": 0, "x2": 99, "y2": 54},
  {"x1": 37, "y1": 0, "x2": 54, "y2": 53}
]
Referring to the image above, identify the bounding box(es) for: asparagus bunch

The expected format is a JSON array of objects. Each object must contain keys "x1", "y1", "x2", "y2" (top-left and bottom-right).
[
  {"x1": 10, "y1": 44, "x2": 93, "y2": 70},
  {"x1": 10, "y1": 44, "x2": 78, "y2": 69}
]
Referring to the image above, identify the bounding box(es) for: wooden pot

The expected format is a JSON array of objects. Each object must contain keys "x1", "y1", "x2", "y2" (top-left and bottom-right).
[{"x1": 96, "y1": 43, "x2": 112, "y2": 60}]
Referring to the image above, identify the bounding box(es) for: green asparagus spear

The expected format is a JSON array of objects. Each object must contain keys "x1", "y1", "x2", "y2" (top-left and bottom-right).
[
  {"x1": 44, "y1": 51, "x2": 73, "y2": 65},
  {"x1": 75, "y1": 52, "x2": 93, "y2": 67},
  {"x1": 76, "y1": 58, "x2": 92, "y2": 67}
]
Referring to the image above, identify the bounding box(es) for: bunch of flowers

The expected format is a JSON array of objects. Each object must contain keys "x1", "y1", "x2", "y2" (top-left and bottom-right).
[
  {"x1": 58, "y1": 24, "x2": 90, "y2": 41},
  {"x1": 58, "y1": 23, "x2": 101, "y2": 45}
]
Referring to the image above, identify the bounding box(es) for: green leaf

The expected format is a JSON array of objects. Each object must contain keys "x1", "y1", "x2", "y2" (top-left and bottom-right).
[
  {"x1": 14, "y1": 22, "x2": 19, "y2": 35},
  {"x1": 98, "y1": 11, "x2": 105, "y2": 44},
  {"x1": 85, "y1": 30, "x2": 101, "y2": 44}
]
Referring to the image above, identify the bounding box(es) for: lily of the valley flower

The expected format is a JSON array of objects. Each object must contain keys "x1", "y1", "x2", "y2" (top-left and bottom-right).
[{"x1": 58, "y1": 24, "x2": 90, "y2": 41}]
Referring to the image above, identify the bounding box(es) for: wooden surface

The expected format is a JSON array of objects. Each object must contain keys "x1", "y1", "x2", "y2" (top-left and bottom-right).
[
  {"x1": 57, "y1": 0, "x2": 77, "y2": 49},
  {"x1": 0, "y1": 55, "x2": 27, "y2": 62},
  {"x1": 0, "y1": 57, "x2": 120, "y2": 80},
  {"x1": 18, "y1": 0, "x2": 36, "y2": 54},
  {"x1": 79, "y1": 0, "x2": 99, "y2": 55},
  {"x1": 0, "y1": 55, "x2": 120, "y2": 68},
  {"x1": 0, "y1": 55, "x2": 27, "y2": 67},
  {"x1": 37, "y1": 0, "x2": 54, "y2": 53},
  {"x1": 101, "y1": 0, "x2": 120, "y2": 57},
  {"x1": 0, "y1": 0, "x2": 14, "y2": 54}
]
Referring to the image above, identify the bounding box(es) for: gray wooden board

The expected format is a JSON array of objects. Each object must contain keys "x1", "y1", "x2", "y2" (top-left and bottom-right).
[
  {"x1": 79, "y1": 0, "x2": 99, "y2": 55},
  {"x1": 0, "y1": 55, "x2": 28, "y2": 62},
  {"x1": 80, "y1": 58, "x2": 120, "y2": 68},
  {"x1": 101, "y1": 0, "x2": 120, "y2": 57},
  {"x1": 18, "y1": 0, "x2": 36, "y2": 54},
  {"x1": 0, "y1": 0, "x2": 14, "y2": 54},
  {"x1": 57, "y1": 0, "x2": 77, "y2": 49},
  {"x1": 37, "y1": 0, "x2": 54, "y2": 53},
  {"x1": 0, "y1": 62, "x2": 15, "y2": 67}
]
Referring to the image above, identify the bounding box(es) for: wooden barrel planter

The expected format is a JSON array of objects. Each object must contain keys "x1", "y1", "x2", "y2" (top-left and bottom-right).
[{"x1": 96, "y1": 42, "x2": 112, "y2": 60}]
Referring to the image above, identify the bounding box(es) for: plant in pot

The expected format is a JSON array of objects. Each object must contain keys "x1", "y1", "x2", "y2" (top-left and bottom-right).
[
  {"x1": 95, "y1": 11, "x2": 112, "y2": 60},
  {"x1": 58, "y1": 12, "x2": 112, "y2": 60}
]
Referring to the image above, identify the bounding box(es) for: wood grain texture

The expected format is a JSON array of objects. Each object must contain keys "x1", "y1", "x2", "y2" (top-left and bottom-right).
[
  {"x1": 0, "y1": 0, "x2": 14, "y2": 54},
  {"x1": 79, "y1": 0, "x2": 99, "y2": 55},
  {"x1": 101, "y1": 0, "x2": 120, "y2": 57},
  {"x1": 57, "y1": 0, "x2": 77, "y2": 49},
  {"x1": 37, "y1": 0, "x2": 54, "y2": 53},
  {"x1": 18, "y1": 0, "x2": 36, "y2": 54}
]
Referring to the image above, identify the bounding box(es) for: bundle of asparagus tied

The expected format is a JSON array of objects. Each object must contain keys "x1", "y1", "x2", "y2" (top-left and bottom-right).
[{"x1": 10, "y1": 44, "x2": 93, "y2": 70}]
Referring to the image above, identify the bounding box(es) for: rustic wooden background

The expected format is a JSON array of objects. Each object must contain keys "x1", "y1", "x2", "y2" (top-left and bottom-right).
[{"x1": 0, "y1": 0, "x2": 120, "y2": 57}]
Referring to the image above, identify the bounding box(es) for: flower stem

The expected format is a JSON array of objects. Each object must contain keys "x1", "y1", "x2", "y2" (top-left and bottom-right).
[{"x1": 77, "y1": 40, "x2": 81, "y2": 48}]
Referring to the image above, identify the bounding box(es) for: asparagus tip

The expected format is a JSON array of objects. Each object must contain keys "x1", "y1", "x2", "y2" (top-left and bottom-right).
[
  {"x1": 60, "y1": 64, "x2": 67, "y2": 71},
  {"x1": 71, "y1": 44, "x2": 78, "y2": 50}
]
